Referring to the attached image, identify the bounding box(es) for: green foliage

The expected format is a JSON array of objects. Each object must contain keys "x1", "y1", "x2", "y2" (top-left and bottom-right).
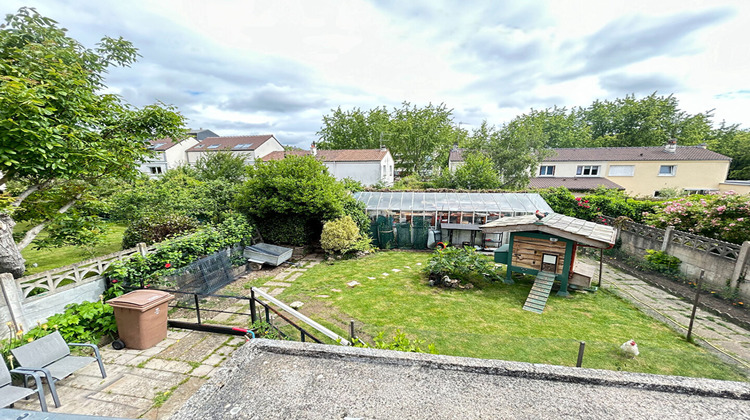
[
  {"x1": 539, "y1": 187, "x2": 657, "y2": 223},
  {"x1": 121, "y1": 214, "x2": 199, "y2": 248},
  {"x1": 464, "y1": 120, "x2": 547, "y2": 190},
  {"x1": 2, "y1": 299, "x2": 117, "y2": 368},
  {"x1": 644, "y1": 192, "x2": 750, "y2": 244},
  {"x1": 109, "y1": 171, "x2": 240, "y2": 224},
  {"x1": 391, "y1": 175, "x2": 429, "y2": 190},
  {"x1": 644, "y1": 250, "x2": 681, "y2": 274},
  {"x1": 340, "y1": 177, "x2": 365, "y2": 192},
  {"x1": 107, "y1": 213, "x2": 253, "y2": 287},
  {"x1": 425, "y1": 247, "x2": 502, "y2": 284},
  {"x1": 705, "y1": 123, "x2": 750, "y2": 180},
  {"x1": 352, "y1": 329, "x2": 436, "y2": 354},
  {"x1": 193, "y1": 150, "x2": 247, "y2": 183},
  {"x1": 317, "y1": 102, "x2": 459, "y2": 176},
  {"x1": 236, "y1": 155, "x2": 350, "y2": 245},
  {"x1": 0, "y1": 7, "x2": 185, "y2": 273},
  {"x1": 341, "y1": 196, "x2": 371, "y2": 239},
  {"x1": 320, "y1": 215, "x2": 371, "y2": 255},
  {"x1": 435, "y1": 153, "x2": 501, "y2": 190}
]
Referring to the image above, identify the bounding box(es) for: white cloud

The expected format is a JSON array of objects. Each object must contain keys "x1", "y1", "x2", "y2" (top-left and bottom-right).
[{"x1": 5, "y1": 0, "x2": 750, "y2": 147}]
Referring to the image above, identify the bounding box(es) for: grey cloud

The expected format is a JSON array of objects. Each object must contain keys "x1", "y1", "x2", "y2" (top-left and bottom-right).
[
  {"x1": 599, "y1": 73, "x2": 682, "y2": 96},
  {"x1": 496, "y1": 93, "x2": 566, "y2": 110},
  {"x1": 556, "y1": 8, "x2": 733, "y2": 81},
  {"x1": 460, "y1": 27, "x2": 546, "y2": 65},
  {"x1": 221, "y1": 85, "x2": 329, "y2": 113}
]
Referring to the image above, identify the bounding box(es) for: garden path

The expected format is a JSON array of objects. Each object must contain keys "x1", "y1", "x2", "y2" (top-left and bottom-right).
[
  {"x1": 583, "y1": 256, "x2": 750, "y2": 374},
  {"x1": 254, "y1": 254, "x2": 323, "y2": 298}
]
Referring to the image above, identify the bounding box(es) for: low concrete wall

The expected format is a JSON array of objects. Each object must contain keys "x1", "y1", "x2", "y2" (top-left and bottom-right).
[{"x1": 613, "y1": 219, "x2": 750, "y2": 299}]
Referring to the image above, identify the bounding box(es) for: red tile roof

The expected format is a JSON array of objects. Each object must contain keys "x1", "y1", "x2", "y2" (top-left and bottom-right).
[
  {"x1": 529, "y1": 177, "x2": 624, "y2": 190},
  {"x1": 147, "y1": 138, "x2": 180, "y2": 151},
  {"x1": 544, "y1": 146, "x2": 730, "y2": 162},
  {"x1": 263, "y1": 149, "x2": 390, "y2": 162},
  {"x1": 450, "y1": 146, "x2": 730, "y2": 162},
  {"x1": 186, "y1": 135, "x2": 277, "y2": 152}
]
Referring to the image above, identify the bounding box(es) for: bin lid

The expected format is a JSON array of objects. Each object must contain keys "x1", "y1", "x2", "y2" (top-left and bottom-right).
[{"x1": 107, "y1": 289, "x2": 174, "y2": 312}]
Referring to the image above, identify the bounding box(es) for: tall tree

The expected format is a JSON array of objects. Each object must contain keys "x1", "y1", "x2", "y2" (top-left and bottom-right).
[
  {"x1": 317, "y1": 102, "x2": 458, "y2": 176},
  {"x1": 705, "y1": 122, "x2": 750, "y2": 180},
  {"x1": 0, "y1": 8, "x2": 185, "y2": 276},
  {"x1": 464, "y1": 120, "x2": 548, "y2": 190}
]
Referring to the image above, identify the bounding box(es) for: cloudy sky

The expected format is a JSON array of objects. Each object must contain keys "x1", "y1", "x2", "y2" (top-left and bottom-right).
[{"x1": 6, "y1": 0, "x2": 750, "y2": 147}]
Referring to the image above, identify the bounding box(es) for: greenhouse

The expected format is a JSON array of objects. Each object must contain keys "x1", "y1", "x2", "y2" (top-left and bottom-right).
[{"x1": 353, "y1": 192, "x2": 554, "y2": 249}]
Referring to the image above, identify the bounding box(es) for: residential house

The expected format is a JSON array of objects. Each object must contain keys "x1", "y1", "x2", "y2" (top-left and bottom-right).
[
  {"x1": 537, "y1": 141, "x2": 731, "y2": 196},
  {"x1": 138, "y1": 137, "x2": 199, "y2": 178},
  {"x1": 263, "y1": 144, "x2": 395, "y2": 186},
  {"x1": 186, "y1": 135, "x2": 284, "y2": 165},
  {"x1": 448, "y1": 141, "x2": 733, "y2": 196}
]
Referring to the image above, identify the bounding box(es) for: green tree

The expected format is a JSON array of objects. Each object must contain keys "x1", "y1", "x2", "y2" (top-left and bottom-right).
[
  {"x1": 317, "y1": 102, "x2": 459, "y2": 176},
  {"x1": 584, "y1": 94, "x2": 712, "y2": 147},
  {"x1": 705, "y1": 122, "x2": 750, "y2": 180},
  {"x1": 193, "y1": 150, "x2": 247, "y2": 183},
  {"x1": 235, "y1": 155, "x2": 349, "y2": 245},
  {"x1": 465, "y1": 121, "x2": 548, "y2": 190},
  {"x1": 0, "y1": 8, "x2": 185, "y2": 276}
]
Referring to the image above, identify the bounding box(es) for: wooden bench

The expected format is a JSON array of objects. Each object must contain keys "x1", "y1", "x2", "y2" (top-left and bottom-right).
[{"x1": 10, "y1": 331, "x2": 106, "y2": 408}]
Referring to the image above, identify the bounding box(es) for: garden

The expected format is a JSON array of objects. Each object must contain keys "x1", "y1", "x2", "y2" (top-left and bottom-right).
[{"x1": 275, "y1": 250, "x2": 747, "y2": 381}]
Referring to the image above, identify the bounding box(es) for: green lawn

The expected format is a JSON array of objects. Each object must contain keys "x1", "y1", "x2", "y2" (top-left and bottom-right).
[
  {"x1": 19, "y1": 223, "x2": 127, "y2": 275},
  {"x1": 279, "y1": 251, "x2": 747, "y2": 381}
]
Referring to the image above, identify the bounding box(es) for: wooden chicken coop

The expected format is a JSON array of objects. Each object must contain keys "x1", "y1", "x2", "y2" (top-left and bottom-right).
[{"x1": 481, "y1": 213, "x2": 616, "y2": 313}]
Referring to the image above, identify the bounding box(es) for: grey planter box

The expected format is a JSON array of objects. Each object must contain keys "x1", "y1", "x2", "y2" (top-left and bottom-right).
[{"x1": 244, "y1": 243, "x2": 293, "y2": 266}]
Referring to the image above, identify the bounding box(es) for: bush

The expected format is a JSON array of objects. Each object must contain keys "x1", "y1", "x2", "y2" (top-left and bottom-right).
[
  {"x1": 122, "y1": 214, "x2": 199, "y2": 248},
  {"x1": 539, "y1": 186, "x2": 657, "y2": 223},
  {"x1": 321, "y1": 216, "x2": 368, "y2": 255},
  {"x1": 644, "y1": 192, "x2": 750, "y2": 245},
  {"x1": 107, "y1": 213, "x2": 253, "y2": 287},
  {"x1": 644, "y1": 249, "x2": 681, "y2": 274},
  {"x1": 425, "y1": 247, "x2": 502, "y2": 285}
]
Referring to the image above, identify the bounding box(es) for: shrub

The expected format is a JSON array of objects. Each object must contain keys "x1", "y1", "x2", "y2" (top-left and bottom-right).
[
  {"x1": 122, "y1": 214, "x2": 199, "y2": 248},
  {"x1": 539, "y1": 186, "x2": 657, "y2": 223},
  {"x1": 425, "y1": 247, "x2": 502, "y2": 284},
  {"x1": 320, "y1": 216, "x2": 368, "y2": 255},
  {"x1": 644, "y1": 249, "x2": 681, "y2": 274},
  {"x1": 644, "y1": 192, "x2": 750, "y2": 245},
  {"x1": 107, "y1": 213, "x2": 253, "y2": 287}
]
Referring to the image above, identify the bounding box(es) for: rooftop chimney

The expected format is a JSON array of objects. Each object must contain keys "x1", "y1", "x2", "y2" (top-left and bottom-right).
[
  {"x1": 664, "y1": 138, "x2": 677, "y2": 153},
  {"x1": 311, "y1": 141, "x2": 317, "y2": 156}
]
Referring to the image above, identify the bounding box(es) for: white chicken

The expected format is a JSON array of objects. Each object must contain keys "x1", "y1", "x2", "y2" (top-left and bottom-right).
[{"x1": 620, "y1": 339, "x2": 639, "y2": 357}]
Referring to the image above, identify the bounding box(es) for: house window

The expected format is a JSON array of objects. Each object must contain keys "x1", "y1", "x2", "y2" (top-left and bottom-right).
[
  {"x1": 149, "y1": 166, "x2": 163, "y2": 175},
  {"x1": 207, "y1": 144, "x2": 220, "y2": 149},
  {"x1": 659, "y1": 165, "x2": 676, "y2": 176},
  {"x1": 539, "y1": 165, "x2": 555, "y2": 176},
  {"x1": 576, "y1": 165, "x2": 600, "y2": 176},
  {"x1": 608, "y1": 165, "x2": 635, "y2": 176}
]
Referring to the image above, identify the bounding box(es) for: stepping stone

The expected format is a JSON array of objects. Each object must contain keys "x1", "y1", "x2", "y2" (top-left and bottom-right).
[
  {"x1": 382, "y1": 273, "x2": 389, "y2": 276},
  {"x1": 367, "y1": 277, "x2": 376, "y2": 280},
  {"x1": 391, "y1": 268, "x2": 401, "y2": 272},
  {"x1": 286, "y1": 272, "x2": 304, "y2": 282},
  {"x1": 416, "y1": 263, "x2": 422, "y2": 266},
  {"x1": 257, "y1": 287, "x2": 269, "y2": 293},
  {"x1": 314, "y1": 295, "x2": 330, "y2": 298},
  {"x1": 404, "y1": 266, "x2": 411, "y2": 269},
  {"x1": 347, "y1": 281, "x2": 360, "y2": 288},
  {"x1": 290, "y1": 301, "x2": 304, "y2": 309},
  {"x1": 269, "y1": 288, "x2": 284, "y2": 296},
  {"x1": 331, "y1": 288, "x2": 342, "y2": 292},
  {"x1": 264, "y1": 281, "x2": 292, "y2": 287}
]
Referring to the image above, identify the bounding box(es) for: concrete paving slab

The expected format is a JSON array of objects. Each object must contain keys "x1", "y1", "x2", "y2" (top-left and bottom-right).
[
  {"x1": 202, "y1": 353, "x2": 226, "y2": 367},
  {"x1": 286, "y1": 272, "x2": 304, "y2": 282},
  {"x1": 264, "y1": 281, "x2": 292, "y2": 287},
  {"x1": 157, "y1": 331, "x2": 206, "y2": 360},
  {"x1": 189, "y1": 364, "x2": 215, "y2": 377},
  {"x1": 144, "y1": 359, "x2": 194, "y2": 374},
  {"x1": 140, "y1": 377, "x2": 206, "y2": 420},
  {"x1": 269, "y1": 288, "x2": 284, "y2": 296},
  {"x1": 174, "y1": 334, "x2": 228, "y2": 363},
  {"x1": 100, "y1": 370, "x2": 184, "y2": 400}
]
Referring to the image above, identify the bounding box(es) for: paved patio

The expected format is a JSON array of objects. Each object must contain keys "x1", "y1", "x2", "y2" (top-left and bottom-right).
[{"x1": 10, "y1": 328, "x2": 247, "y2": 419}]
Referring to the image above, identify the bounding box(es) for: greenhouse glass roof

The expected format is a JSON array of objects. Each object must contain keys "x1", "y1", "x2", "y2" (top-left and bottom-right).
[{"x1": 353, "y1": 192, "x2": 553, "y2": 216}]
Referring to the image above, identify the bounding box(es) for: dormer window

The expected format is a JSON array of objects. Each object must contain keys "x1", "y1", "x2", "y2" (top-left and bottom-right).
[
  {"x1": 576, "y1": 165, "x2": 600, "y2": 176},
  {"x1": 207, "y1": 144, "x2": 220, "y2": 149},
  {"x1": 539, "y1": 165, "x2": 555, "y2": 176}
]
